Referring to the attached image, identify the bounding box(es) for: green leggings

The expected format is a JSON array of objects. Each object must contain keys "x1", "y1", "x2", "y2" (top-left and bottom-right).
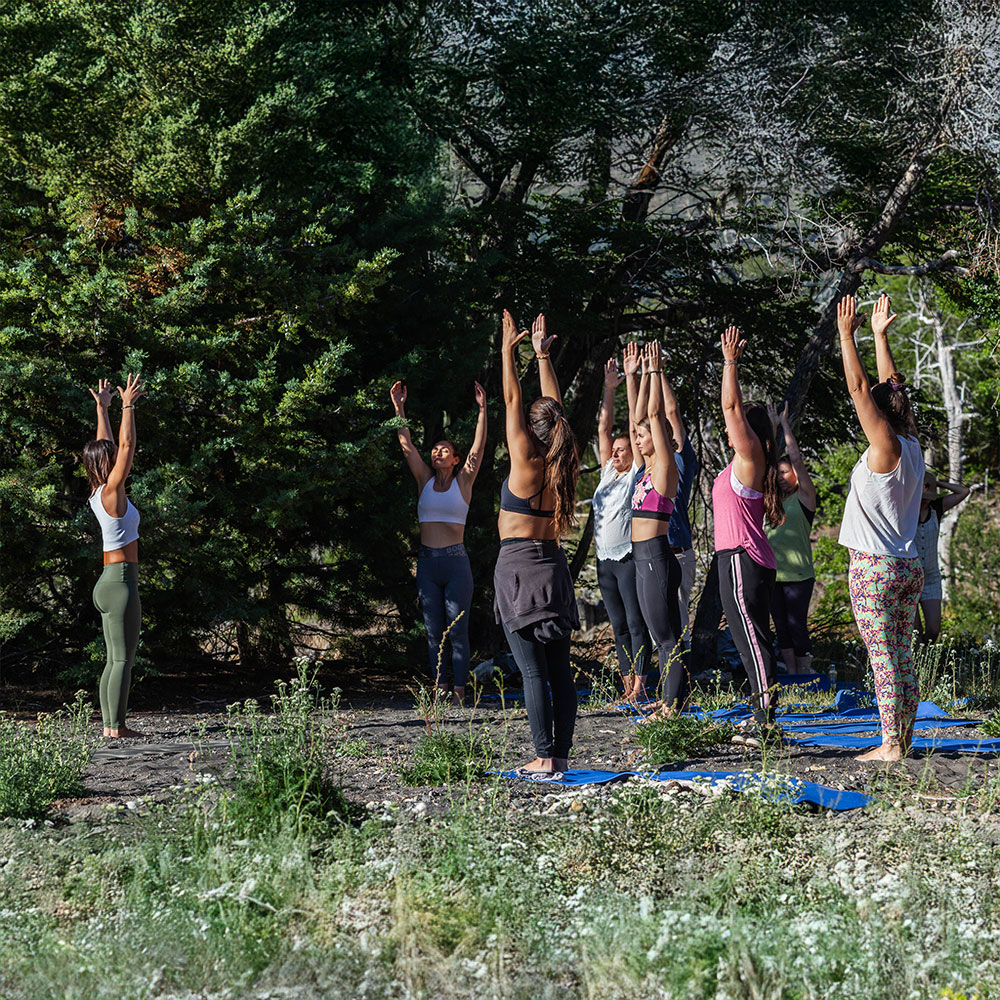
[{"x1": 93, "y1": 563, "x2": 141, "y2": 729}]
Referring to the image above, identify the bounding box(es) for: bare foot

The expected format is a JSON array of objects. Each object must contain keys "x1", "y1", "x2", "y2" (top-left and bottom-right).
[
  {"x1": 855, "y1": 743, "x2": 904, "y2": 763},
  {"x1": 103, "y1": 727, "x2": 111, "y2": 738},
  {"x1": 518, "y1": 757, "x2": 558, "y2": 773},
  {"x1": 107, "y1": 726, "x2": 143, "y2": 739},
  {"x1": 648, "y1": 703, "x2": 679, "y2": 721}
]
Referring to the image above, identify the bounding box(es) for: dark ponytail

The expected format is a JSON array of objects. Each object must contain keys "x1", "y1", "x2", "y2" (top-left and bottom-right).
[
  {"x1": 82, "y1": 439, "x2": 115, "y2": 493},
  {"x1": 745, "y1": 404, "x2": 785, "y2": 528},
  {"x1": 870, "y1": 372, "x2": 916, "y2": 437},
  {"x1": 528, "y1": 396, "x2": 580, "y2": 538}
]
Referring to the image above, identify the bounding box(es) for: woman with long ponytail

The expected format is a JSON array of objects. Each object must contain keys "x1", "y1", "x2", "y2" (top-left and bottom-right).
[
  {"x1": 495, "y1": 310, "x2": 581, "y2": 778},
  {"x1": 714, "y1": 327, "x2": 784, "y2": 746},
  {"x1": 837, "y1": 294, "x2": 924, "y2": 762}
]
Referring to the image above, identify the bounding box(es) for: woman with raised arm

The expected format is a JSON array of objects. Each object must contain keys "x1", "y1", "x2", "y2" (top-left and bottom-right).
[
  {"x1": 837, "y1": 293, "x2": 924, "y2": 763},
  {"x1": 389, "y1": 378, "x2": 487, "y2": 705},
  {"x1": 765, "y1": 401, "x2": 818, "y2": 674},
  {"x1": 591, "y1": 351, "x2": 648, "y2": 695},
  {"x1": 629, "y1": 342, "x2": 684, "y2": 709},
  {"x1": 914, "y1": 472, "x2": 970, "y2": 643},
  {"x1": 496, "y1": 310, "x2": 581, "y2": 777},
  {"x1": 714, "y1": 328, "x2": 784, "y2": 746},
  {"x1": 83, "y1": 373, "x2": 146, "y2": 738}
]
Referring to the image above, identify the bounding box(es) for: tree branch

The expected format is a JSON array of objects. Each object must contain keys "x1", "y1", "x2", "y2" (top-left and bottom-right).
[{"x1": 848, "y1": 250, "x2": 969, "y2": 276}]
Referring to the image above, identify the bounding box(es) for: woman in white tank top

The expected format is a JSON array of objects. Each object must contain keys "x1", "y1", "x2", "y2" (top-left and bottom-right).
[
  {"x1": 82, "y1": 373, "x2": 146, "y2": 739},
  {"x1": 389, "y1": 379, "x2": 487, "y2": 704},
  {"x1": 837, "y1": 294, "x2": 924, "y2": 763}
]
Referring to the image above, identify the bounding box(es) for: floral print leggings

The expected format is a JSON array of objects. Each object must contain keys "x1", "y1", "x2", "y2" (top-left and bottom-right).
[{"x1": 848, "y1": 549, "x2": 924, "y2": 746}]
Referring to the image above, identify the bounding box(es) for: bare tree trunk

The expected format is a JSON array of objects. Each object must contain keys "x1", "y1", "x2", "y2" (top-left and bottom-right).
[{"x1": 784, "y1": 151, "x2": 932, "y2": 425}]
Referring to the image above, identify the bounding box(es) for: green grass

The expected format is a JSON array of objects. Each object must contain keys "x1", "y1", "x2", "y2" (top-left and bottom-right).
[
  {"x1": 399, "y1": 731, "x2": 493, "y2": 785},
  {"x1": 632, "y1": 713, "x2": 734, "y2": 766},
  {"x1": 0, "y1": 692, "x2": 91, "y2": 819}
]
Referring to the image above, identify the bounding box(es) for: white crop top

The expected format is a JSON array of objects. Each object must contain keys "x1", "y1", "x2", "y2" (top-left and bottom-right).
[
  {"x1": 89, "y1": 485, "x2": 141, "y2": 552},
  {"x1": 417, "y1": 476, "x2": 469, "y2": 525},
  {"x1": 839, "y1": 435, "x2": 923, "y2": 558}
]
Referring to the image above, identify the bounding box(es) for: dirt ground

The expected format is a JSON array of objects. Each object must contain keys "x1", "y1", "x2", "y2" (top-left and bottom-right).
[
  {"x1": 7, "y1": 638, "x2": 997, "y2": 823},
  {"x1": 37, "y1": 694, "x2": 998, "y2": 824}
]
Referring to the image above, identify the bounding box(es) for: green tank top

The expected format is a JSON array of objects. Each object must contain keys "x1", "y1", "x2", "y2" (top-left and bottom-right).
[{"x1": 766, "y1": 493, "x2": 815, "y2": 583}]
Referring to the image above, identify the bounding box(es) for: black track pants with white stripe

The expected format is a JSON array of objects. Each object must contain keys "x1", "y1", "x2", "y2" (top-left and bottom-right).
[{"x1": 718, "y1": 547, "x2": 778, "y2": 724}]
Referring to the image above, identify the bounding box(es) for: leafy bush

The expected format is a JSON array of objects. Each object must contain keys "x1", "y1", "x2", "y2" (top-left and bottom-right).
[
  {"x1": 633, "y1": 713, "x2": 733, "y2": 766},
  {"x1": 0, "y1": 694, "x2": 91, "y2": 819},
  {"x1": 219, "y1": 665, "x2": 355, "y2": 835},
  {"x1": 400, "y1": 732, "x2": 493, "y2": 786}
]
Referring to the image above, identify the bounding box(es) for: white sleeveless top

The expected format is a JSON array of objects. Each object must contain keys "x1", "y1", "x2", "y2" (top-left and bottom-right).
[
  {"x1": 89, "y1": 485, "x2": 140, "y2": 551},
  {"x1": 839, "y1": 435, "x2": 923, "y2": 558},
  {"x1": 417, "y1": 477, "x2": 469, "y2": 525}
]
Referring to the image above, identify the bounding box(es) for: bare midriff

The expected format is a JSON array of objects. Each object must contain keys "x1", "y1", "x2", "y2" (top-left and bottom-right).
[
  {"x1": 631, "y1": 518, "x2": 670, "y2": 543},
  {"x1": 498, "y1": 509, "x2": 557, "y2": 542},
  {"x1": 103, "y1": 540, "x2": 139, "y2": 565},
  {"x1": 419, "y1": 521, "x2": 466, "y2": 548}
]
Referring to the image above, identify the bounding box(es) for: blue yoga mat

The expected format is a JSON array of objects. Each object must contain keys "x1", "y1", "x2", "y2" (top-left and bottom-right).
[
  {"x1": 493, "y1": 768, "x2": 871, "y2": 810},
  {"x1": 786, "y1": 732, "x2": 1000, "y2": 752}
]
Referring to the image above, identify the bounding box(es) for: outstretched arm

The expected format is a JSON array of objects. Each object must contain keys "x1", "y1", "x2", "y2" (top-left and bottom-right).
[
  {"x1": 719, "y1": 327, "x2": 763, "y2": 485},
  {"x1": 389, "y1": 381, "x2": 432, "y2": 486},
  {"x1": 660, "y1": 363, "x2": 686, "y2": 451},
  {"x1": 89, "y1": 379, "x2": 114, "y2": 443},
  {"x1": 502, "y1": 309, "x2": 534, "y2": 465},
  {"x1": 531, "y1": 313, "x2": 561, "y2": 404},
  {"x1": 459, "y1": 381, "x2": 488, "y2": 489},
  {"x1": 870, "y1": 293, "x2": 902, "y2": 385},
  {"x1": 623, "y1": 342, "x2": 642, "y2": 460},
  {"x1": 938, "y1": 479, "x2": 971, "y2": 513},
  {"x1": 774, "y1": 401, "x2": 816, "y2": 511},
  {"x1": 837, "y1": 296, "x2": 900, "y2": 472},
  {"x1": 646, "y1": 343, "x2": 679, "y2": 500},
  {"x1": 597, "y1": 358, "x2": 621, "y2": 466},
  {"x1": 104, "y1": 374, "x2": 146, "y2": 510}
]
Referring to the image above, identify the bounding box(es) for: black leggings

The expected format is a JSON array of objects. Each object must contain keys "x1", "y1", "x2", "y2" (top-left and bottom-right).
[
  {"x1": 632, "y1": 536, "x2": 686, "y2": 708},
  {"x1": 718, "y1": 547, "x2": 778, "y2": 724},
  {"x1": 596, "y1": 555, "x2": 649, "y2": 679},
  {"x1": 503, "y1": 624, "x2": 577, "y2": 759},
  {"x1": 771, "y1": 578, "x2": 814, "y2": 656}
]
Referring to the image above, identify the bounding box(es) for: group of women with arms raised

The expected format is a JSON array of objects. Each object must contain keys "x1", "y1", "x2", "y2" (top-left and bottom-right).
[{"x1": 81, "y1": 294, "x2": 966, "y2": 771}]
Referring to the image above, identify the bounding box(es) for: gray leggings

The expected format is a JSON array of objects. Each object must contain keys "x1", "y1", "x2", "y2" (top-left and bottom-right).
[
  {"x1": 417, "y1": 544, "x2": 473, "y2": 687},
  {"x1": 93, "y1": 563, "x2": 141, "y2": 729}
]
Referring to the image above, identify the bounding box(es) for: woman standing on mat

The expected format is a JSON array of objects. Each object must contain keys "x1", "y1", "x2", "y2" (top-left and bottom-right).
[
  {"x1": 592, "y1": 350, "x2": 648, "y2": 697},
  {"x1": 629, "y1": 342, "x2": 684, "y2": 710},
  {"x1": 83, "y1": 373, "x2": 146, "y2": 738},
  {"x1": 496, "y1": 309, "x2": 580, "y2": 776},
  {"x1": 837, "y1": 293, "x2": 924, "y2": 763},
  {"x1": 389, "y1": 378, "x2": 487, "y2": 705},
  {"x1": 765, "y1": 401, "x2": 818, "y2": 675},
  {"x1": 714, "y1": 328, "x2": 784, "y2": 745},
  {"x1": 914, "y1": 472, "x2": 969, "y2": 643}
]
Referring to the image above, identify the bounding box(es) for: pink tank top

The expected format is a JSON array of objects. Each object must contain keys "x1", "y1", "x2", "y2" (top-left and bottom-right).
[{"x1": 712, "y1": 462, "x2": 776, "y2": 569}]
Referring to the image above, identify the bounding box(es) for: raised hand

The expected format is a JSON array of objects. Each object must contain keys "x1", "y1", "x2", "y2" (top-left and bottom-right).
[
  {"x1": 779, "y1": 400, "x2": 789, "y2": 427},
  {"x1": 721, "y1": 326, "x2": 746, "y2": 362},
  {"x1": 531, "y1": 313, "x2": 557, "y2": 356},
  {"x1": 647, "y1": 341, "x2": 662, "y2": 370},
  {"x1": 117, "y1": 373, "x2": 146, "y2": 407},
  {"x1": 473, "y1": 380, "x2": 486, "y2": 409},
  {"x1": 88, "y1": 378, "x2": 113, "y2": 408},
  {"x1": 836, "y1": 296, "x2": 867, "y2": 340},
  {"x1": 622, "y1": 342, "x2": 642, "y2": 377},
  {"x1": 870, "y1": 293, "x2": 897, "y2": 338},
  {"x1": 502, "y1": 309, "x2": 529, "y2": 352},
  {"x1": 604, "y1": 357, "x2": 624, "y2": 389},
  {"x1": 389, "y1": 380, "x2": 407, "y2": 412},
  {"x1": 766, "y1": 401, "x2": 780, "y2": 432}
]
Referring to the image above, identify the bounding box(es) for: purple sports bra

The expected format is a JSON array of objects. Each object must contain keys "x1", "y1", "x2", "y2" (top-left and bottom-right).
[{"x1": 632, "y1": 471, "x2": 675, "y2": 521}]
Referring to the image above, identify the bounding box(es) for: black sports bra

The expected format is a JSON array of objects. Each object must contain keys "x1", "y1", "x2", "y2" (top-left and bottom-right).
[{"x1": 500, "y1": 475, "x2": 554, "y2": 518}]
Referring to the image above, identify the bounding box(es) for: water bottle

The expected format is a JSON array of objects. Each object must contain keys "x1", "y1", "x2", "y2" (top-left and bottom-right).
[{"x1": 828, "y1": 662, "x2": 838, "y2": 690}]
